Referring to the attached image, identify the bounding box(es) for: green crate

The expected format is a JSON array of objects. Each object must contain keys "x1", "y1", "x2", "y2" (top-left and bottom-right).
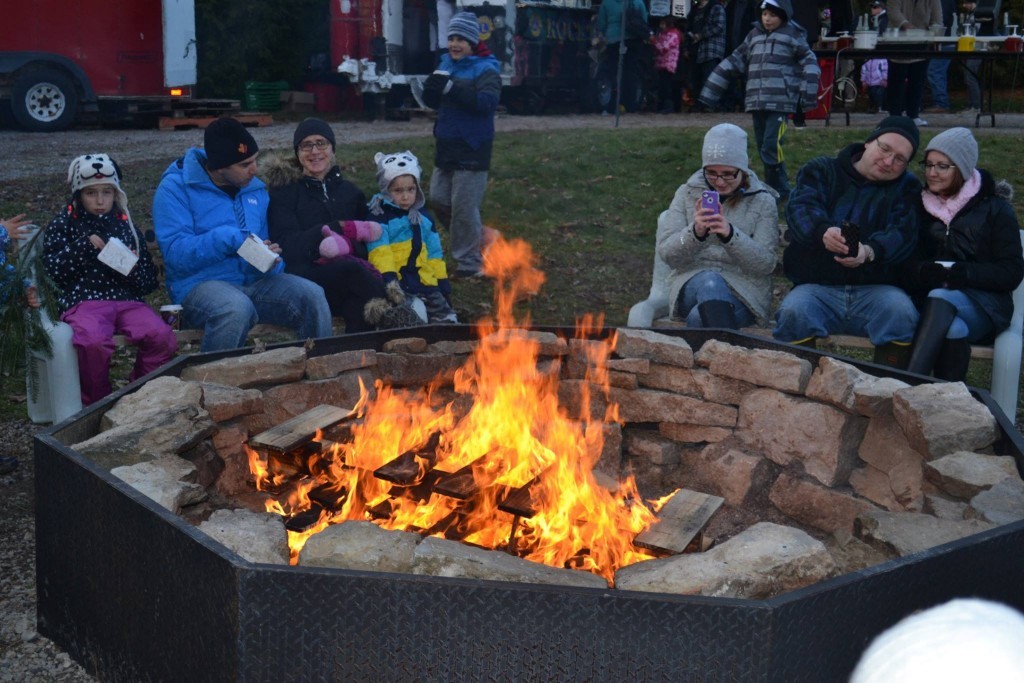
[{"x1": 242, "y1": 80, "x2": 289, "y2": 111}]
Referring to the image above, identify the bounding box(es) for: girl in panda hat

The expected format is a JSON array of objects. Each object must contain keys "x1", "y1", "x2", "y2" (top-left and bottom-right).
[
  {"x1": 366, "y1": 150, "x2": 457, "y2": 323},
  {"x1": 42, "y1": 153, "x2": 177, "y2": 406}
]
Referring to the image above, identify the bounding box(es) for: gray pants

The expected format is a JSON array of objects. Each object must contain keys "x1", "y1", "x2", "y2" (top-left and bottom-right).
[{"x1": 430, "y1": 167, "x2": 488, "y2": 273}]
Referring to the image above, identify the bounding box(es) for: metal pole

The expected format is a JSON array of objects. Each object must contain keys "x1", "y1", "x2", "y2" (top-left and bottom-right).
[{"x1": 615, "y1": 0, "x2": 628, "y2": 127}]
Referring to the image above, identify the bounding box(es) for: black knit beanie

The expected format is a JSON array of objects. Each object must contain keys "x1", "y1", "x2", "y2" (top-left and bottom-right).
[
  {"x1": 865, "y1": 115, "x2": 921, "y2": 158},
  {"x1": 204, "y1": 117, "x2": 259, "y2": 170},
  {"x1": 293, "y1": 117, "x2": 337, "y2": 155}
]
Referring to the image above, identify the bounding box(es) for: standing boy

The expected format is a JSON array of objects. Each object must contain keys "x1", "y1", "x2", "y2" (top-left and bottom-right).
[
  {"x1": 699, "y1": 0, "x2": 820, "y2": 201},
  {"x1": 422, "y1": 12, "x2": 501, "y2": 279}
]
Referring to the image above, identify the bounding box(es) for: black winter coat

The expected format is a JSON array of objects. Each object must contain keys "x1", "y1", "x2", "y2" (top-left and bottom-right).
[
  {"x1": 907, "y1": 169, "x2": 1024, "y2": 333},
  {"x1": 265, "y1": 160, "x2": 369, "y2": 278}
]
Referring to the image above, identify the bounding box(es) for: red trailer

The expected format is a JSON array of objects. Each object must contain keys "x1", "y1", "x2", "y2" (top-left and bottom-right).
[{"x1": 0, "y1": 0, "x2": 197, "y2": 131}]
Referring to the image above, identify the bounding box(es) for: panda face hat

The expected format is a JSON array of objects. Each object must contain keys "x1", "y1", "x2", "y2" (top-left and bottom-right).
[
  {"x1": 67, "y1": 153, "x2": 128, "y2": 213},
  {"x1": 374, "y1": 150, "x2": 424, "y2": 214}
]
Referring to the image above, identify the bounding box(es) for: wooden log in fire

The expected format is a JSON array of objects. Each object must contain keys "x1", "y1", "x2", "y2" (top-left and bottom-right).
[
  {"x1": 249, "y1": 404, "x2": 356, "y2": 453},
  {"x1": 632, "y1": 489, "x2": 724, "y2": 556}
]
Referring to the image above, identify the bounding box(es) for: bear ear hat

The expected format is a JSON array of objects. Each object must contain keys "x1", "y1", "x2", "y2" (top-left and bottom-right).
[{"x1": 374, "y1": 151, "x2": 385, "y2": 166}]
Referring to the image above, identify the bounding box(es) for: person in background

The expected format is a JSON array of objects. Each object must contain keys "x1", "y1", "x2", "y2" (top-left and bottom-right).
[
  {"x1": 596, "y1": 0, "x2": 652, "y2": 113},
  {"x1": 655, "y1": 124, "x2": 779, "y2": 330},
  {"x1": 959, "y1": 0, "x2": 985, "y2": 117},
  {"x1": 653, "y1": 17, "x2": 683, "y2": 113},
  {"x1": 721, "y1": 0, "x2": 759, "y2": 112},
  {"x1": 774, "y1": 116, "x2": 923, "y2": 368},
  {"x1": 42, "y1": 153, "x2": 176, "y2": 406},
  {"x1": 861, "y1": 57, "x2": 889, "y2": 114},
  {"x1": 422, "y1": 12, "x2": 501, "y2": 280},
  {"x1": 870, "y1": 0, "x2": 890, "y2": 35},
  {"x1": 687, "y1": 0, "x2": 727, "y2": 112},
  {"x1": 264, "y1": 118, "x2": 422, "y2": 332},
  {"x1": 903, "y1": 127, "x2": 1023, "y2": 380},
  {"x1": 923, "y1": 0, "x2": 956, "y2": 115},
  {"x1": 885, "y1": 0, "x2": 942, "y2": 127},
  {"x1": 700, "y1": 0, "x2": 820, "y2": 201},
  {"x1": 367, "y1": 150, "x2": 457, "y2": 324},
  {"x1": 153, "y1": 117, "x2": 333, "y2": 352}
]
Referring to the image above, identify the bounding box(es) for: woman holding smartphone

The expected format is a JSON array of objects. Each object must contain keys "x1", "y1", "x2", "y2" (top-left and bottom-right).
[
  {"x1": 655, "y1": 123, "x2": 779, "y2": 329},
  {"x1": 904, "y1": 127, "x2": 1023, "y2": 381}
]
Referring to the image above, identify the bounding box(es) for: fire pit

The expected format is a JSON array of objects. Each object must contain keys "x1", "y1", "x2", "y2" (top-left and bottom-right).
[{"x1": 35, "y1": 321, "x2": 1024, "y2": 682}]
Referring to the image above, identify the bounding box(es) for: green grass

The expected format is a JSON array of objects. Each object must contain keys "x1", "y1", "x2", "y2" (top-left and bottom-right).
[{"x1": 3, "y1": 123, "x2": 1024, "y2": 422}]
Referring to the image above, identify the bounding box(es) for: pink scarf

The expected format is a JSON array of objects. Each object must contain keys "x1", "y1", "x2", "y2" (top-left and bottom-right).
[{"x1": 921, "y1": 169, "x2": 981, "y2": 226}]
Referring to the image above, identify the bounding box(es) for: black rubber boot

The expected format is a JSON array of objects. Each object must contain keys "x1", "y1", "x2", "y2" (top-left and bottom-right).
[
  {"x1": 697, "y1": 300, "x2": 738, "y2": 329},
  {"x1": 873, "y1": 342, "x2": 913, "y2": 369},
  {"x1": 906, "y1": 298, "x2": 958, "y2": 375},
  {"x1": 934, "y1": 338, "x2": 971, "y2": 381}
]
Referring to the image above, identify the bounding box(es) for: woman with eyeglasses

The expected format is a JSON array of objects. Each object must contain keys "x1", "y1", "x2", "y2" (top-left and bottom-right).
[
  {"x1": 905, "y1": 127, "x2": 1024, "y2": 380},
  {"x1": 265, "y1": 118, "x2": 422, "y2": 332},
  {"x1": 655, "y1": 123, "x2": 779, "y2": 329}
]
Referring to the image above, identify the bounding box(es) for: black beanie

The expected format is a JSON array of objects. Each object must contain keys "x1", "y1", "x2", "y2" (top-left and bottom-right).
[
  {"x1": 293, "y1": 117, "x2": 336, "y2": 155},
  {"x1": 865, "y1": 115, "x2": 920, "y2": 158},
  {"x1": 204, "y1": 117, "x2": 259, "y2": 170}
]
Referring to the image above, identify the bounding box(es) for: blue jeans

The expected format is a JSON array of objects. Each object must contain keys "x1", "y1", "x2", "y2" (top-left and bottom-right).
[
  {"x1": 676, "y1": 271, "x2": 755, "y2": 328},
  {"x1": 773, "y1": 284, "x2": 919, "y2": 345},
  {"x1": 182, "y1": 275, "x2": 333, "y2": 352},
  {"x1": 927, "y1": 289, "x2": 994, "y2": 342},
  {"x1": 926, "y1": 46, "x2": 953, "y2": 109}
]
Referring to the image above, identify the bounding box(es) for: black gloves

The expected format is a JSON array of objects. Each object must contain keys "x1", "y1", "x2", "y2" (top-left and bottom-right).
[
  {"x1": 946, "y1": 262, "x2": 969, "y2": 290},
  {"x1": 918, "y1": 261, "x2": 949, "y2": 289},
  {"x1": 422, "y1": 71, "x2": 451, "y2": 108}
]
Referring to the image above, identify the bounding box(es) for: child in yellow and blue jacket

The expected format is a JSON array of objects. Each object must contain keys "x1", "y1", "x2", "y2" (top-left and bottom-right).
[{"x1": 366, "y1": 151, "x2": 457, "y2": 323}]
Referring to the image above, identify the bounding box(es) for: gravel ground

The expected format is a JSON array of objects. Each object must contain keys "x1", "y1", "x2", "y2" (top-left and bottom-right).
[{"x1": 1, "y1": 109, "x2": 1022, "y2": 681}]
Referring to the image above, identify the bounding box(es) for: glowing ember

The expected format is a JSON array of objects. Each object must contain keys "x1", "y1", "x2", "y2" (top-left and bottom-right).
[{"x1": 248, "y1": 236, "x2": 674, "y2": 584}]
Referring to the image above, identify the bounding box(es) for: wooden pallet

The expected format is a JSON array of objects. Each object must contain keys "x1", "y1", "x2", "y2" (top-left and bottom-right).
[{"x1": 158, "y1": 112, "x2": 273, "y2": 131}]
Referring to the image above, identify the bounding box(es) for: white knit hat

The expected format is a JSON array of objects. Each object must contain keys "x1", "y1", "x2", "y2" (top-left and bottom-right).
[
  {"x1": 702, "y1": 123, "x2": 753, "y2": 177},
  {"x1": 371, "y1": 150, "x2": 425, "y2": 224},
  {"x1": 924, "y1": 127, "x2": 979, "y2": 180},
  {"x1": 850, "y1": 598, "x2": 1024, "y2": 683},
  {"x1": 66, "y1": 153, "x2": 137, "y2": 239}
]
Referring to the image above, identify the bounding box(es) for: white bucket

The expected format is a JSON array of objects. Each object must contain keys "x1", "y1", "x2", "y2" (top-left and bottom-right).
[{"x1": 854, "y1": 31, "x2": 878, "y2": 49}]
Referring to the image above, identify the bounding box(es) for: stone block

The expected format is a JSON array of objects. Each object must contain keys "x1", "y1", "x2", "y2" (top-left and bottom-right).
[
  {"x1": 893, "y1": 382, "x2": 998, "y2": 459},
  {"x1": 180, "y1": 347, "x2": 307, "y2": 389},
  {"x1": 615, "y1": 522, "x2": 836, "y2": 599},
  {"x1": 854, "y1": 415, "x2": 925, "y2": 511},
  {"x1": 624, "y1": 430, "x2": 680, "y2": 466},
  {"x1": 682, "y1": 442, "x2": 775, "y2": 506},
  {"x1": 659, "y1": 422, "x2": 732, "y2": 444},
  {"x1": 610, "y1": 387, "x2": 737, "y2": 427},
  {"x1": 382, "y1": 337, "x2": 428, "y2": 354},
  {"x1": 737, "y1": 389, "x2": 867, "y2": 487},
  {"x1": 923, "y1": 451, "x2": 1020, "y2": 500},
  {"x1": 696, "y1": 340, "x2": 813, "y2": 394},
  {"x1": 200, "y1": 382, "x2": 263, "y2": 423},
  {"x1": 305, "y1": 349, "x2": 377, "y2": 381},
  {"x1": 967, "y1": 477, "x2": 1024, "y2": 525},
  {"x1": 376, "y1": 352, "x2": 463, "y2": 387},
  {"x1": 301, "y1": 521, "x2": 421, "y2": 574},
  {"x1": 614, "y1": 328, "x2": 693, "y2": 367},
  {"x1": 769, "y1": 472, "x2": 877, "y2": 535},
  {"x1": 636, "y1": 363, "x2": 700, "y2": 396},
  {"x1": 691, "y1": 369, "x2": 756, "y2": 405},
  {"x1": 247, "y1": 370, "x2": 374, "y2": 434},
  {"x1": 198, "y1": 508, "x2": 290, "y2": 565},
  {"x1": 854, "y1": 509, "x2": 995, "y2": 557},
  {"x1": 111, "y1": 456, "x2": 206, "y2": 515}
]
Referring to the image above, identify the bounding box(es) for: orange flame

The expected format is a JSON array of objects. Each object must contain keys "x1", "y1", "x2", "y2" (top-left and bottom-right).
[{"x1": 250, "y1": 236, "x2": 670, "y2": 584}]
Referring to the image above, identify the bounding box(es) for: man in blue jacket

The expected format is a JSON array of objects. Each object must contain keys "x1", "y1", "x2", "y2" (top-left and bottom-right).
[
  {"x1": 152, "y1": 117, "x2": 332, "y2": 352},
  {"x1": 773, "y1": 115, "x2": 923, "y2": 368}
]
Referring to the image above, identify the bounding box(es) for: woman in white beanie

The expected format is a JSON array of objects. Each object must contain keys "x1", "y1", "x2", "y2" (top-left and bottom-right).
[
  {"x1": 655, "y1": 123, "x2": 779, "y2": 328},
  {"x1": 905, "y1": 127, "x2": 1024, "y2": 380}
]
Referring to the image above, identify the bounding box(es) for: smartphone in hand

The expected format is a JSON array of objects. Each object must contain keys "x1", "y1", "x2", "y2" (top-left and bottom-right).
[
  {"x1": 700, "y1": 190, "x2": 721, "y2": 215},
  {"x1": 840, "y1": 220, "x2": 860, "y2": 257}
]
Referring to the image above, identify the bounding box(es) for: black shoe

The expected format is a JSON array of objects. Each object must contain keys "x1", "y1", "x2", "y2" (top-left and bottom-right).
[
  {"x1": 873, "y1": 341, "x2": 913, "y2": 370},
  {"x1": 697, "y1": 300, "x2": 739, "y2": 329},
  {"x1": 0, "y1": 456, "x2": 19, "y2": 475},
  {"x1": 934, "y1": 337, "x2": 971, "y2": 381},
  {"x1": 907, "y1": 298, "x2": 958, "y2": 375}
]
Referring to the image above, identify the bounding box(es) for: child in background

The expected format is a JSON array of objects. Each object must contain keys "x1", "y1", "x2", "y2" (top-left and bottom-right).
[
  {"x1": 698, "y1": 0, "x2": 819, "y2": 202},
  {"x1": 653, "y1": 17, "x2": 683, "y2": 114},
  {"x1": 421, "y1": 11, "x2": 501, "y2": 279},
  {"x1": 861, "y1": 58, "x2": 888, "y2": 114},
  {"x1": 43, "y1": 153, "x2": 177, "y2": 406},
  {"x1": 367, "y1": 151, "x2": 457, "y2": 324}
]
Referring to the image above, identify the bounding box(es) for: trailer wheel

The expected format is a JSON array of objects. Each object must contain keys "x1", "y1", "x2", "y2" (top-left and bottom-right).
[{"x1": 11, "y1": 68, "x2": 79, "y2": 132}]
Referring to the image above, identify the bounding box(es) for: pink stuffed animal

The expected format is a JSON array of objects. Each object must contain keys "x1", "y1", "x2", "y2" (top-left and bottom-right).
[{"x1": 318, "y1": 220, "x2": 382, "y2": 260}]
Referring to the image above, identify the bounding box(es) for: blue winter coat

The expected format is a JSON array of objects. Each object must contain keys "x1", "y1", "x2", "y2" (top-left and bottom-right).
[
  {"x1": 152, "y1": 148, "x2": 283, "y2": 304},
  {"x1": 424, "y1": 51, "x2": 501, "y2": 171}
]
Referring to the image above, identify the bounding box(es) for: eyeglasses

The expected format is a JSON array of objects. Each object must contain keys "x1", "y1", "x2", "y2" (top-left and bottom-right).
[
  {"x1": 873, "y1": 139, "x2": 910, "y2": 168},
  {"x1": 920, "y1": 161, "x2": 955, "y2": 173},
  {"x1": 704, "y1": 169, "x2": 741, "y2": 182},
  {"x1": 298, "y1": 139, "x2": 332, "y2": 152}
]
